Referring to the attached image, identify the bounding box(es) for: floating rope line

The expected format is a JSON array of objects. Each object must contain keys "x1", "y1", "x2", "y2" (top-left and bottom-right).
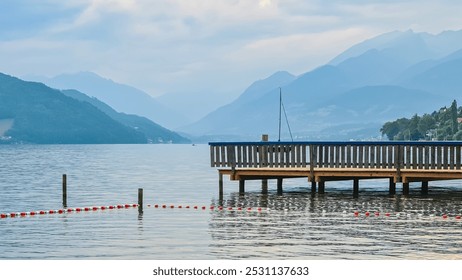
[{"x1": 2, "y1": 203, "x2": 461, "y2": 221}]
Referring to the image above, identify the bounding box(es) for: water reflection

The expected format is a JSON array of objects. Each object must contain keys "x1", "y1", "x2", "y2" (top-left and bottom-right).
[{"x1": 208, "y1": 186, "x2": 462, "y2": 259}]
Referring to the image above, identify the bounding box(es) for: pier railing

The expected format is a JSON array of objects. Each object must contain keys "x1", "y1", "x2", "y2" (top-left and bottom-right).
[{"x1": 209, "y1": 141, "x2": 462, "y2": 170}]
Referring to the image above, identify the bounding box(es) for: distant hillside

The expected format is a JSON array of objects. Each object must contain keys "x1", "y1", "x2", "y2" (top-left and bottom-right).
[
  {"x1": 182, "y1": 29, "x2": 462, "y2": 141},
  {"x1": 61, "y1": 89, "x2": 190, "y2": 144},
  {"x1": 0, "y1": 73, "x2": 189, "y2": 144},
  {"x1": 32, "y1": 71, "x2": 188, "y2": 128}
]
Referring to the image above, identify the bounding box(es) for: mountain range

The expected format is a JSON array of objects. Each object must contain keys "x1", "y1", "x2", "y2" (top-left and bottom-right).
[
  {"x1": 9, "y1": 29, "x2": 462, "y2": 143},
  {"x1": 0, "y1": 73, "x2": 189, "y2": 144},
  {"x1": 181, "y1": 29, "x2": 462, "y2": 141}
]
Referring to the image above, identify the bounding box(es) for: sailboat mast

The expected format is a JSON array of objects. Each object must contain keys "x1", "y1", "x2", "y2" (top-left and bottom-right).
[{"x1": 278, "y1": 87, "x2": 282, "y2": 142}]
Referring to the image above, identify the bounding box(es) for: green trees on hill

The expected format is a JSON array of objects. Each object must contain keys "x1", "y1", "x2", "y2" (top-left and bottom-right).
[{"x1": 381, "y1": 100, "x2": 462, "y2": 140}]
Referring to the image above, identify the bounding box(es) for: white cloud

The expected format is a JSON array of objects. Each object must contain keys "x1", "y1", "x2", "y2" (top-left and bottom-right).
[{"x1": 1, "y1": 0, "x2": 462, "y2": 101}]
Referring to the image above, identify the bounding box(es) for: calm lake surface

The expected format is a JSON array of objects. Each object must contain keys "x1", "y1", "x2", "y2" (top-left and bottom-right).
[{"x1": 1, "y1": 144, "x2": 462, "y2": 259}]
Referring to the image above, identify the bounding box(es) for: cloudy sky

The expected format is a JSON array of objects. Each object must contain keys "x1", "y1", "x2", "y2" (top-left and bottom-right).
[{"x1": 1, "y1": 0, "x2": 462, "y2": 99}]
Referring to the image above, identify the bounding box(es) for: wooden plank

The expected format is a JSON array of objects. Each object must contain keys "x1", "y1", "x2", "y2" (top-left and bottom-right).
[
  {"x1": 457, "y1": 146, "x2": 461, "y2": 170},
  {"x1": 210, "y1": 145, "x2": 216, "y2": 167},
  {"x1": 436, "y1": 146, "x2": 442, "y2": 169},
  {"x1": 358, "y1": 145, "x2": 364, "y2": 168},
  {"x1": 370, "y1": 145, "x2": 375, "y2": 168},
  {"x1": 291, "y1": 144, "x2": 296, "y2": 167},
  {"x1": 347, "y1": 145, "x2": 352, "y2": 168},
  {"x1": 337, "y1": 146, "x2": 342, "y2": 168},
  {"x1": 329, "y1": 146, "x2": 335, "y2": 168},
  {"x1": 424, "y1": 146, "x2": 430, "y2": 169},
  {"x1": 418, "y1": 146, "x2": 423, "y2": 169},
  {"x1": 388, "y1": 146, "x2": 393, "y2": 169},
  {"x1": 405, "y1": 145, "x2": 411, "y2": 169},
  {"x1": 431, "y1": 146, "x2": 436, "y2": 169},
  {"x1": 411, "y1": 146, "x2": 417, "y2": 169},
  {"x1": 352, "y1": 145, "x2": 358, "y2": 168},
  {"x1": 302, "y1": 144, "x2": 307, "y2": 167},
  {"x1": 443, "y1": 146, "x2": 448, "y2": 169},
  {"x1": 450, "y1": 146, "x2": 455, "y2": 170},
  {"x1": 324, "y1": 145, "x2": 329, "y2": 168}
]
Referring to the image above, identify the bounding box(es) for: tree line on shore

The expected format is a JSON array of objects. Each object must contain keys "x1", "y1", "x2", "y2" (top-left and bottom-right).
[{"x1": 381, "y1": 100, "x2": 462, "y2": 141}]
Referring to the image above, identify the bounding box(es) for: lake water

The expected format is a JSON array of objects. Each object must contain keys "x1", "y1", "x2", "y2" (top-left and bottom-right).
[{"x1": 1, "y1": 144, "x2": 462, "y2": 259}]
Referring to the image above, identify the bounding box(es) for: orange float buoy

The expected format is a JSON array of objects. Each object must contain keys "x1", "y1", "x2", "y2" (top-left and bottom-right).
[
  {"x1": 385, "y1": 213, "x2": 391, "y2": 217},
  {"x1": 30, "y1": 212, "x2": 36, "y2": 216},
  {"x1": 218, "y1": 206, "x2": 223, "y2": 211},
  {"x1": 365, "y1": 211, "x2": 370, "y2": 217},
  {"x1": 49, "y1": 210, "x2": 55, "y2": 214},
  {"x1": 170, "y1": 205, "x2": 174, "y2": 209},
  {"x1": 375, "y1": 212, "x2": 380, "y2": 216},
  {"x1": 202, "y1": 206, "x2": 206, "y2": 210},
  {"x1": 10, "y1": 213, "x2": 16, "y2": 218},
  {"x1": 39, "y1": 211, "x2": 46, "y2": 215},
  {"x1": 210, "y1": 206, "x2": 214, "y2": 210},
  {"x1": 247, "y1": 207, "x2": 252, "y2": 211},
  {"x1": 456, "y1": 216, "x2": 461, "y2": 220},
  {"x1": 1, "y1": 213, "x2": 7, "y2": 218},
  {"x1": 354, "y1": 211, "x2": 359, "y2": 217},
  {"x1": 443, "y1": 214, "x2": 448, "y2": 219}
]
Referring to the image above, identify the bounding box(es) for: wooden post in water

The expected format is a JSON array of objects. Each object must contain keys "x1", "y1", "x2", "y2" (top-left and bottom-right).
[
  {"x1": 311, "y1": 181, "x2": 317, "y2": 193},
  {"x1": 138, "y1": 188, "x2": 143, "y2": 214},
  {"x1": 219, "y1": 173, "x2": 224, "y2": 198},
  {"x1": 421, "y1": 181, "x2": 429, "y2": 195},
  {"x1": 62, "y1": 174, "x2": 67, "y2": 208},
  {"x1": 403, "y1": 182, "x2": 410, "y2": 195},
  {"x1": 277, "y1": 178, "x2": 283, "y2": 195},
  {"x1": 353, "y1": 179, "x2": 359, "y2": 197},
  {"x1": 239, "y1": 180, "x2": 245, "y2": 194},
  {"x1": 389, "y1": 178, "x2": 396, "y2": 195},
  {"x1": 318, "y1": 181, "x2": 325, "y2": 194},
  {"x1": 261, "y1": 134, "x2": 268, "y2": 194}
]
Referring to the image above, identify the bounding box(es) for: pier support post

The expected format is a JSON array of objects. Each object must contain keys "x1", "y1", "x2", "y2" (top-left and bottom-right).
[
  {"x1": 261, "y1": 179, "x2": 268, "y2": 194},
  {"x1": 261, "y1": 134, "x2": 269, "y2": 194},
  {"x1": 239, "y1": 180, "x2": 245, "y2": 194},
  {"x1": 389, "y1": 178, "x2": 396, "y2": 195},
  {"x1": 219, "y1": 173, "x2": 224, "y2": 198},
  {"x1": 62, "y1": 174, "x2": 67, "y2": 208},
  {"x1": 353, "y1": 179, "x2": 359, "y2": 197},
  {"x1": 138, "y1": 188, "x2": 143, "y2": 214},
  {"x1": 277, "y1": 178, "x2": 283, "y2": 195},
  {"x1": 421, "y1": 181, "x2": 429, "y2": 195},
  {"x1": 311, "y1": 181, "x2": 317, "y2": 193},
  {"x1": 318, "y1": 181, "x2": 325, "y2": 194},
  {"x1": 403, "y1": 182, "x2": 410, "y2": 195}
]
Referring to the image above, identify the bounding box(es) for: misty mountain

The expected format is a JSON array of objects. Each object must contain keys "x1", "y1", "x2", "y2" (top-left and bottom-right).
[
  {"x1": 61, "y1": 89, "x2": 190, "y2": 144},
  {"x1": 182, "y1": 29, "x2": 462, "y2": 141},
  {"x1": 0, "y1": 73, "x2": 189, "y2": 144},
  {"x1": 32, "y1": 72, "x2": 188, "y2": 128}
]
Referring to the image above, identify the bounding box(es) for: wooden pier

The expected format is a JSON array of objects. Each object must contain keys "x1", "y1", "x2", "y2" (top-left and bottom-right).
[{"x1": 209, "y1": 139, "x2": 462, "y2": 196}]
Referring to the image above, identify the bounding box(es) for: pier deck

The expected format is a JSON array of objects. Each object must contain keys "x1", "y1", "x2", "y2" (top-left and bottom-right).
[{"x1": 210, "y1": 140, "x2": 462, "y2": 196}]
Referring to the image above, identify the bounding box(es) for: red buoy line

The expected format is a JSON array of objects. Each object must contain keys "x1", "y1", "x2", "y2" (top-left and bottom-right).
[
  {"x1": 2, "y1": 202, "x2": 461, "y2": 221},
  {"x1": 146, "y1": 204, "x2": 265, "y2": 213},
  {"x1": 0, "y1": 204, "x2": 139, "y2": 219}
]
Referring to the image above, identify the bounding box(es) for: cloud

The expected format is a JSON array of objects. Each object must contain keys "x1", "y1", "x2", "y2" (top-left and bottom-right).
[{"x1": 1, "y1": 0, "x2": 462, "y2": 100}]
